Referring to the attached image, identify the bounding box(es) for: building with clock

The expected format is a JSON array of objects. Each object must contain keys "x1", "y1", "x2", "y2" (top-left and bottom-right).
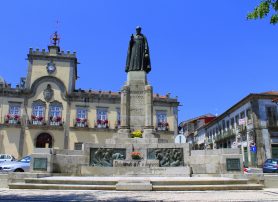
[{"x1": 0, "y1": 33, "x2": 179, "y2": 158}]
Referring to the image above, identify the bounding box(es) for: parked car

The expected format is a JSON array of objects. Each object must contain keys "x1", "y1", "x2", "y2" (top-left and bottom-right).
[
  {"x1": 0, "y1": 155, "x2": 31, "y2": 172},
  {"x1": 0, "y1": 154, "x2": 16, "y2": 163},
  {"x1": 263, "y1": 158, "x2": 278, "y2": 173}
]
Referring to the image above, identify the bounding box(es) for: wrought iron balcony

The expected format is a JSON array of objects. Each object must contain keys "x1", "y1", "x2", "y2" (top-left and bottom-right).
[
  {"x1": 74, "y1": 118, "x2": 88, "y2": 128},
  {"x1": 214, "y1": 129, "x2": 236, "y2": 142},
  {"x1": 4, "y1": 114, "x2": 21, "y2": 125},
  {"x1": 49, "y1": 121, "x2": 63, "y2": 126},
  {"x1": 95, "y1": 120, "x2": 109, "y2": 129},
  {"x1": 156, "y1": 122, "x2": 169, "y2": 131}
]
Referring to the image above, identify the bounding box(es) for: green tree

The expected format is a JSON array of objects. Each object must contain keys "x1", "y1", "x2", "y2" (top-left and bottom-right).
[{"x1": 247, "y1": 0, "x2": 278, "y2": 24}]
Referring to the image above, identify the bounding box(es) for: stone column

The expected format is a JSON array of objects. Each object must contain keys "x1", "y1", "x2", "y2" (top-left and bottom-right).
[
  {"x1": 118, "y1": 85, "x2": 130, "y2": 137},
  {"x1": 143, "y1": 85, "x2": 155, "y2": 138},
  {"x1": 18, "y1": 97, "x2": 28, "y2": 158},
  {"x1": 63, "y1": 101, "x2": 71, "y2": 149}
]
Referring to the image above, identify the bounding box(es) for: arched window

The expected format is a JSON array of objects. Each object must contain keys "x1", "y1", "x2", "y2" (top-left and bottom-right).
[{"x1": 36, "y1": 133, "x2": 53, "y2": 148}]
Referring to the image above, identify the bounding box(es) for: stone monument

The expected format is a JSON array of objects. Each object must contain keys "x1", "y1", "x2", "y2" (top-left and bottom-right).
[
  {"x1": 29, "y1": 27, "x2": 243, "y2": 179},
  {"x1": 118, "y1": 25, "x2": 155, "y2": 139},
  {"x1": 80, "y1": 26, "x2": 191, "y2": 176}
]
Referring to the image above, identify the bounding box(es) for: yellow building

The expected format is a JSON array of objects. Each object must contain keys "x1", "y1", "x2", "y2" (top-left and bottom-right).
[{"x1": 0, "y1": 41, "x2": 179, "y2": 158}]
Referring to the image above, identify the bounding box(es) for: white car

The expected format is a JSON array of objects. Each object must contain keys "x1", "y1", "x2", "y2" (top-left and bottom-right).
[
  {"x1": 0, "y1": 156, "x2": 31, "y2": 172},
  {"x1": 0, "y1": 154, "x2": 16, "y2": 163}
]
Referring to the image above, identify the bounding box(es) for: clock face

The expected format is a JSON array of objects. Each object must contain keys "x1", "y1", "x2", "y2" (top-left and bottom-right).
[{"x1": 46, "y1": 62, "x2": 56, "y2": 74}]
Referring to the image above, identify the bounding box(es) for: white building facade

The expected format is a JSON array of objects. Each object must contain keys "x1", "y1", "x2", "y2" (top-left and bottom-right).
[{"x1": 195, "y1": 92, "x2": 278, "y2": 167}]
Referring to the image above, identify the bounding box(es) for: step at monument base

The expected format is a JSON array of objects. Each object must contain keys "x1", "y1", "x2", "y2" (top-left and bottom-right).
[
  {"x1": 152, "y1": 184, "x2": 263, "y2": 191},
  {"x1": 116, "y1": 181, "x2": 152, "y2": 191},
  {"x1": 8, "y1": 176, "x2": 264, "y2": 191}
]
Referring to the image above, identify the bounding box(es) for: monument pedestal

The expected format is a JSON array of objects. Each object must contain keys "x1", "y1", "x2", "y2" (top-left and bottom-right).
[
  {"x1": 83, "y1": 141, "x2": 191, "y2": 177},
  {"x1": 119, "y1": 71, "x2": 157, "y2": 137},
  {"x1": 87, "y1": 70, "x2": 192, "y2": 176}
]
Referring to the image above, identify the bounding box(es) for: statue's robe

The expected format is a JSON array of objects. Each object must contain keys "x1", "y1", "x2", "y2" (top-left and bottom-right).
[{"x1": 125, "y1": 34, "x2": 151, "y2": 73}]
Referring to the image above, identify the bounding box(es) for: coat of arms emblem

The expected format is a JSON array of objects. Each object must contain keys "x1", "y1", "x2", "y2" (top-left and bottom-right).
[{"x1": 43, "y1": 84, "x2": 53, "y2": 102}]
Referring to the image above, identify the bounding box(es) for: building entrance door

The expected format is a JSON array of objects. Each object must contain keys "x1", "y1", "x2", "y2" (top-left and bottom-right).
[{"x1": 36, "y1": 133, "x2": 53, "y2": 148}]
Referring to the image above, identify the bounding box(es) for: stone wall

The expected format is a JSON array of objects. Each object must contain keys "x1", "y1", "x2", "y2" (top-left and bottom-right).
[
  {"x1": 31, "y1": 148, "x2": 86, "y2": 175},
  {"x1": 190, "y1": 148, "x2": 243, "y2": 174},
  {"x1": 0, "y1": 174, "x2": 8, "y2": 188}
]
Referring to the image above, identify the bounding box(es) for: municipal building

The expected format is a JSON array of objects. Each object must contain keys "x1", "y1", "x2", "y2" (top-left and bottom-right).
[{"x1": 0, "y1": 34, "x2": 179, "y2": 158}]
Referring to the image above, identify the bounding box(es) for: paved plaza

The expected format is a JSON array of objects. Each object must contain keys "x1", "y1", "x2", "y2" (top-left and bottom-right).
[{"x1": 0, "y1": 188, "x2": 277, "y2": 202}]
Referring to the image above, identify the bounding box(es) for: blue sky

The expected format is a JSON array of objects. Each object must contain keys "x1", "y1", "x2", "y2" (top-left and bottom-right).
[{"x1": 0, "y1": 0, "x2": 276, "y2": 123}]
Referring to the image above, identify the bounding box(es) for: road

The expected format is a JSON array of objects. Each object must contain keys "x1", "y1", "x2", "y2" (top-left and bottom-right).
[{"x1": 0, "y1": 188, "x2": 278, "y2": 201}]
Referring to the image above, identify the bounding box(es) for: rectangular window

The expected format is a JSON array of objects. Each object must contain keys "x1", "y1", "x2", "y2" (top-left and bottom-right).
[
  {"x1": 75, "y1": 108, "x2": 88, "y2": 127},
  {"x1": 33, "y1": 105, "x2": 45, "y2": 117},
  {"x1": 240, "y1": 111, "x2": 245, "y2": 119},
  {"x1": 231, "y1": 118, "x2": 235, "y2": 128},
  {"x1": 32, "y1": 104, "x2": 45, "y2": 125},
  {"x1": 266, "y1": 106, "x2": 277, "y2": 127},
  {"x1": 226, "y1": 120, "x2": 230, "y2": 130},
  {"x1": 218, "y1": 124, "x2": 222, "y2": 134},
  {"x1": 77, "y1": 108, "x2": 87, "y2": 119},
  {"x1": 97, "y1": 108, "x2": 107, "y2": 120},
  {"x1": 9, "y1": 105, "x2": 20, "y2": 115},
  {"x1": 156, "y1": 111, "x2": 168, "y2": 131},
  {"x1": 97, "y1": 108, "x2": 108, "y2": 128},
  {"x1": 246, "y1": 108, "x2": 252, "y2": 120},
  {"x1": 50, "y1": 106, "x2": 61, "y2": 117},
  {"x1": 157, "y1": 111, "x2": 167, "y2": 123},
  {"x1": 222, "y1": 120, "x2": 225, "y2": 131},
  {"x1": 6, "y1": 104, "x2": 21, "y2": 125},
  {"x1": 49, "y1": 105, "x2": 62, "y2": 126},
  {"x1": 235, "y1": 115, "x2": 239, "y2": 126}
]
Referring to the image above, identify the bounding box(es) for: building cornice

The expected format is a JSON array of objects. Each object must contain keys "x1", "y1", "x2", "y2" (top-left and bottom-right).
[{"x1": 0, "y1": 87, "x2": 179, "y2": 106}]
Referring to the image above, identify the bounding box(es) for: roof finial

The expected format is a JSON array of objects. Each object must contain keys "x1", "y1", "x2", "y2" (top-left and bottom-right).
[
  {"x1": 50, "y1": 20, "x2": 60, "y2": 46},
  {"x1": 50, "y1": 31, "x2": 60, "y2": 46}
]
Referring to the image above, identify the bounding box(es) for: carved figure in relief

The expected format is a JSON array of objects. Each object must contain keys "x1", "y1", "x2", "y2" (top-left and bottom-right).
[
  {"x1": 91, "y1": 148, "x2": 125, "y2": 167},
  {"x1": 153, "y1": 148, "x2": 183, "y2": 167}
]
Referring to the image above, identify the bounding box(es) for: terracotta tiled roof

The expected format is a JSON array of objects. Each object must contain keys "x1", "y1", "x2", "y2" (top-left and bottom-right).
[
  {"x1": 260, "y1": 91, "x2": 278, "y2": 95},
  {"x1": 179, "y1": 113, "x2": 216, "y2": 126}
]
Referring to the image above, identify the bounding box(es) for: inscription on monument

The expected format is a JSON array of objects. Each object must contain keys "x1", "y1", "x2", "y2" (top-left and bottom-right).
[
  {"x1": 114, "y1": 160, "x2": 159, "y2": 167},
  {"x1": 226, "y1": 158, "x2": 241, "y2": 171},
  {"x1": 33, "y1": 158, "x2": 47, "y2": 171}
]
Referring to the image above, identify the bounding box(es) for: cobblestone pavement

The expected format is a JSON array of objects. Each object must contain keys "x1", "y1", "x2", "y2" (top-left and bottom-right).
[{"x1": 0, "y1": 189, "x2": 278, "y2": 202}]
